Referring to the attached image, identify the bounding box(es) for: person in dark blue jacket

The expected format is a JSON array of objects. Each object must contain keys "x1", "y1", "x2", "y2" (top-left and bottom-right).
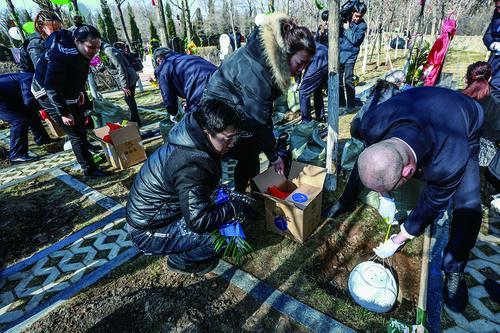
[
  {"x1": 153, "y1": 48, "x2": 217, "y2": 116},
  {"x1": 339, "y1": 2, "x2": 367, "y2": 110},
  {"x1": 32, "y1": 25, "x2": 106, "y2": 177},
  {"x1": 0, "y1": 72, "x2": 44, "y2": 163},
  {"x1": 297, "y1": 42, "x2": 328, "y2": 121},
  {"x1": 483, "y1": 0, "x2": 500, "y2": 99},
  {"x1": 17, "y1": 10, "x2": 63, "y2": 146},
  {"x1": 326, "y1": 87, "x2": 484, "y2": 312}
]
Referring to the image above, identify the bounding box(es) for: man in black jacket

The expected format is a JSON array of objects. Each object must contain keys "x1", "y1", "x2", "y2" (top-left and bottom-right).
[{"x1": 126, "y1": 99, "x2": 250, "y2": 275}]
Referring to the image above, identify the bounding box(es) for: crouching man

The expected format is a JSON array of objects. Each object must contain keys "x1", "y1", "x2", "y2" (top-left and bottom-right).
[{"x1": 126, "y1": 99, "x2": 249, "y2": 275}]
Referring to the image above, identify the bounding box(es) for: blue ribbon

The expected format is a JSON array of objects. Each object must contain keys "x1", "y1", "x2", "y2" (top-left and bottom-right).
[
  {"x1": 214, "y1": 187, "x2": 230, "y2": 205},
  {"x1": 220, "y1": 222, "x2": 246, "y2": 239}
]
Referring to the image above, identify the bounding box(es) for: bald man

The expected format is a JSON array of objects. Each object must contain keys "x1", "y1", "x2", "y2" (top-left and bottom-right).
[{"x1": 325, "y1": 86, "x2": 484, "y2": 312}]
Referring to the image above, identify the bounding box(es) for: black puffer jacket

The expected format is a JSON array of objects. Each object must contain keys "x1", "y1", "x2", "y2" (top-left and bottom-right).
[
  {"x1": 203, "y1": 13, "x2": 293, "y2": 163},
  {"x1": 126, "y1": 112, "x2": 240, "y2": 233}
]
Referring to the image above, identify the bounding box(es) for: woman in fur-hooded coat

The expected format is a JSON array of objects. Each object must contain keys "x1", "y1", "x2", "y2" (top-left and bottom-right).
[{"x1": 203, "y1": 13, "x2": 316, "y2": 192}]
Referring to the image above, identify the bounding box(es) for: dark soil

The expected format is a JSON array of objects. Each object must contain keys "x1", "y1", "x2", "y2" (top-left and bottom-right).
[
  {"x1": 24, "y1": 256, "x2": 311, "y2": 333},
  {"x1": 0, "y1": 174, "x2": 108, "y2": 265}
]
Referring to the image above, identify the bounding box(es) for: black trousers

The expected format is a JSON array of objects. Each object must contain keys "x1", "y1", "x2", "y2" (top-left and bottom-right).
[
  {"x1": 227, "y1": 137, "x2": 261, "y2": 192},
  {"x1": 38, "y1": 97, "x2": 96, "y2": 173},
  {"x1": 124, "y1": 85, "x2": 140, "y2": 125},
  {"x1": 339, "y1": 63, "x2": 355, "y2": 109},
  {"x1": 489, "y1": 55, "x2": 500, "y2": 100}
]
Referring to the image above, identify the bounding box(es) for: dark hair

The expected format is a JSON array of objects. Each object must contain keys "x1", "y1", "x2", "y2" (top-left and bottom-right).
[
  {"x1": 321, "y1": 10, "x2": 329, "y2": 22},
  {"x1": 281, "y1": 19, "x2": 316, "y2": 56},
  {"x1": 73, "y1": 16, "x2": 83, "y2": 28},
  {"x1": 34, "y1": 10, "x2": 62, "y2": 39},
  {"x1": 73, "y1": 24, "x2": 101, "y2": 42},
  {"x1": 194, "y1": 99, "x2": 242, "y2": 136},
  {"x1": 353, "y1": 2, "x2": 367, "y2": 14},
  {"x1": 463, "y1": 61, "x2": 492, "y2": 100}
]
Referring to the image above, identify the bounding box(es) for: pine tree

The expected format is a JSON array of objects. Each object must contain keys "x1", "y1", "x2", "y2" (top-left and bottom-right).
[
  {"x1": 100, "y1": 0, "x2": 118, "y2": 43},
  {"x1": 21, "y1": 9, "x2": 32, "y2": 24},
  {"x1": 193, "y1": 7, "x2": 203, "y2": 36},
  {"x1": 128, "y1": 4, "x2": 142, "y2": 45},
  {"x1": 221, "y1": 0, "x2": 231, "y2": 33},
  {"x1": 97, "y1": 14, "x2": 108, "y2": 42},
  {"x1": 149, "y1": 19, "x2": 159, "y2": 41},
  {"x1": 164, "y1": 1, "x2": 177, "y2": 38}
]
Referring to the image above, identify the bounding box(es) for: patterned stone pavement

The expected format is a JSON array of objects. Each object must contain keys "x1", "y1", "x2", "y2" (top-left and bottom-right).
[
  {"x1": 427, "y1": 210, "x2": 500, "y2": 333},
  {"x1": 5, "y1": 87, "x2": 497, "y2": 332},
  {"x1": 0, "y1": 104, "x2": 291, "y2": 332}
]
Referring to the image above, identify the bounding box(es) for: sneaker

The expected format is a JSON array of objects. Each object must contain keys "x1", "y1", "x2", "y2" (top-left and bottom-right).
[
  {"x1": 166, "y1": 258, "x2": 219, "y2": 276},
  {"x1": 10, "y1": 153, "x2": 40, "y2": 164},
  {"x1": 36, "y1": 138, "x2": 58, "y2": 146},
  {"x1": 88, "y1": 143, "x2": 102, "y2": 152},
  {"x1": 444, "y1": 272, "x2": 468, "y2": 312},
  {"x1": 84, "y1": 169, "x2": 109, "y2": 178}
]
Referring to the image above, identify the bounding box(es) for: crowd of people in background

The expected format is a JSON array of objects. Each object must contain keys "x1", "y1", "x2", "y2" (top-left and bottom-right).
[{"x1": 0, "y1": 1, "x2": 499, "y2": 315}]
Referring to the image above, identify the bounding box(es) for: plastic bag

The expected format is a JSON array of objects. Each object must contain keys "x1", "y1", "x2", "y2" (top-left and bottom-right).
[
  {"x1": 92, "y1": 95, "x2": 127, "y2": 127},
  {"x1": 290, "y1": 120, "x2": 326, "y2": 166},
  {"x1": 340, "y1": 138, "x2": 364, "y2": 171}
]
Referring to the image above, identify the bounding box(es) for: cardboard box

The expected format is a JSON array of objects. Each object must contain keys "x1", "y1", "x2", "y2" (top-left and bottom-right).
[
  {"x1": 44, "y1": 116, "x2": 65, "y2": 138},
  {"x1": 93, "y1": 122, "x2": 146, "y2": 169},
  {"x1": 253, "y1": 161, "x2": 326, "y2": 243}
]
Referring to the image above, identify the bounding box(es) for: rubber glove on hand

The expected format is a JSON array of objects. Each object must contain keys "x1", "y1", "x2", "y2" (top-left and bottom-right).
[
  {"x1": 373, "y1": 235, "x2": 404, "y2": 259},
  {"x1": 378, "y1": 195, "x2": 397, "y2": 225}
]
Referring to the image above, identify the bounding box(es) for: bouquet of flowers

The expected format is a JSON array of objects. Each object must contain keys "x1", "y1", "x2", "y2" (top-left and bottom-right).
[{"x1": 210, "y1": 186, "x2": 254, "y2": 265}]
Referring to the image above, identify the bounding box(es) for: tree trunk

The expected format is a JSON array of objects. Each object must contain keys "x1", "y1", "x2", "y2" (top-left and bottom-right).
[
  {"x1": 71, "y1": 0, "x2": 80, "y2": 14},
  {"x1": 183, "y1": 0, "x2": 192, "y2": 41},
  {"x1": 156, "y1": 0, "x2": 169, "y2": 45},
  {"x1": 325, "y1": 0, "x2": 340, "y2": 192},
  {"x1": 229, "y1": 0, "x2": 237, "y2": 50},
  {"x1": 6, "y1": 0, "x2": 25, "y2": 42},
  {"x1": 115, "y1": 0, "x2": 132, "y2": 45}
]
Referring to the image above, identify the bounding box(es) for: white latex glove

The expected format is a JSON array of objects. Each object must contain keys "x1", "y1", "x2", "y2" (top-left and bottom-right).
[
  {"x1": 378, "y1": 195, "x2": 398, "y2": 225},
  {"x1": 373, "y1": 235, "x2": 404, "y2": 259}
]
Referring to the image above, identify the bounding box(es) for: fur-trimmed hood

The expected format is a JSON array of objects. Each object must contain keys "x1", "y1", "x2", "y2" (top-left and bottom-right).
[{"x1": 258, "y1": 13, "x2": 292, "y2": 92}]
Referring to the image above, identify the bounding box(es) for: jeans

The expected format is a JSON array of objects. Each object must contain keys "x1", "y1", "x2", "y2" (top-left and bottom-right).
[
  {"x1": 227, "y1": 136, "x2": 261, "y2": 192},
  {"x1": 339, "y1": 63, "x2": 355, "y2": 108},
  {"x1": 124, "y1": 85, "x2": 141, "y2": 125},
  {"x1": 128, "y1": 218, "x2": 218, "y2": 269},
  {"x1": 299, "y1": 69, "x2": 327, "y2": 121},
  {"x1": 38, "y1": 97, "x2": 96, "y2": 173},
  {"x1": 0, "y1": 102, "x2": 30, "y2": 159}
]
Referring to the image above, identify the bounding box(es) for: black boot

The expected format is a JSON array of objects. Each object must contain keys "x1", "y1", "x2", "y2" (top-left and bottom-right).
[
  {"x1": 322, "y1": 201, "x2": 354, "y2": 218},
  {"x1": 167, "y1": 258, "x2": 219, "y2": 276},
  {"x1": 444, "y1": 272, "x2": 468, "y2": 312}
]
